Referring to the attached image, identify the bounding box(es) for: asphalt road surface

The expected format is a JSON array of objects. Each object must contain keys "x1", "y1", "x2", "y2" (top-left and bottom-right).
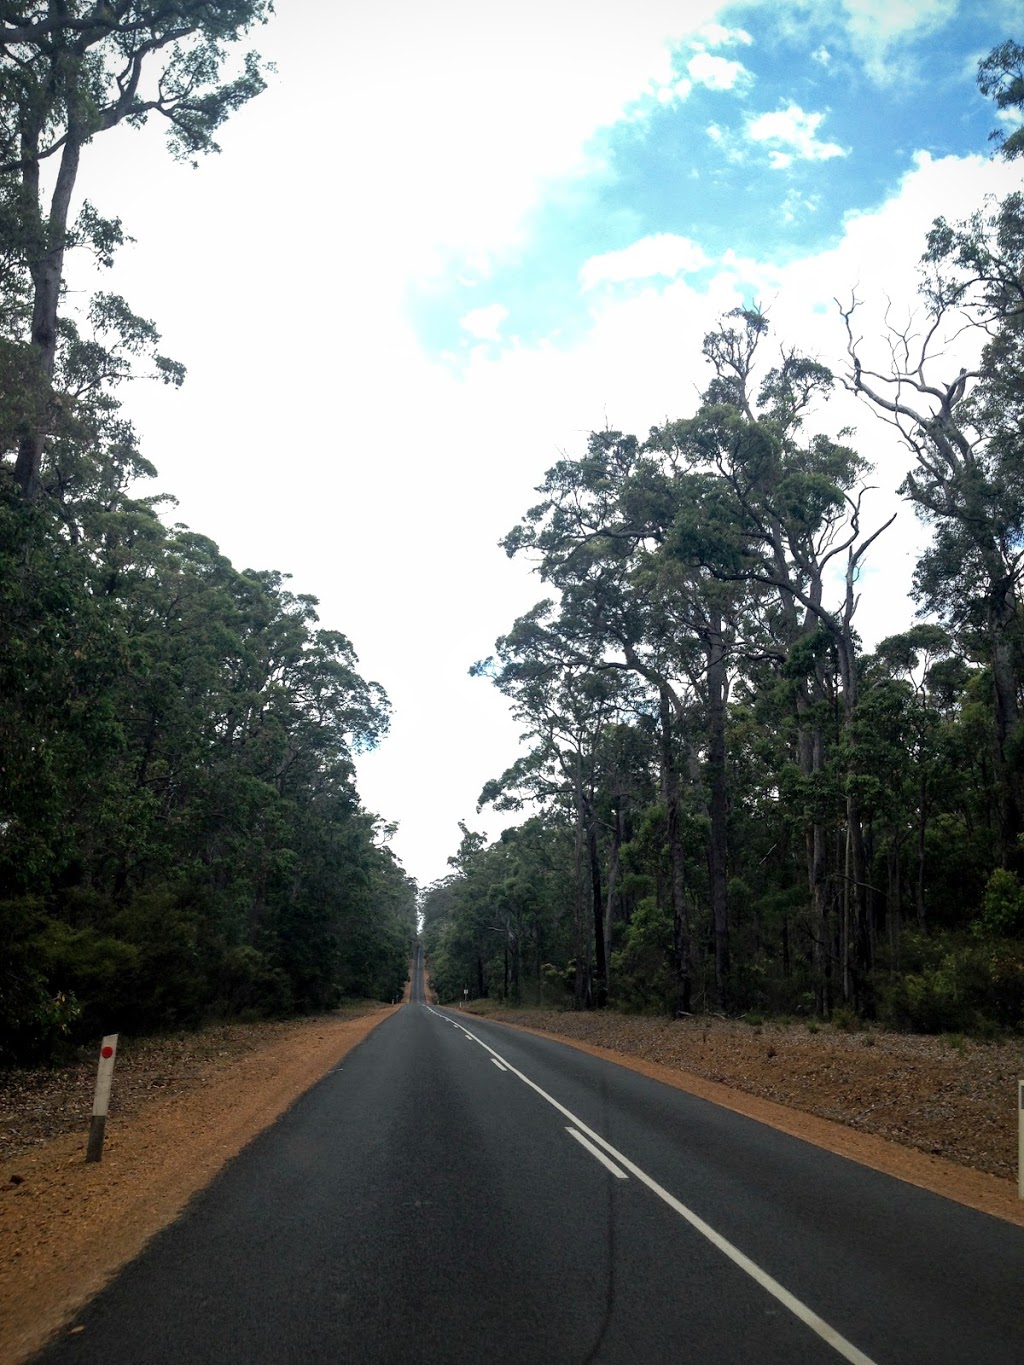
[{"x1": 34, "y1": 952, "x2": 1024, "y2": 1364}]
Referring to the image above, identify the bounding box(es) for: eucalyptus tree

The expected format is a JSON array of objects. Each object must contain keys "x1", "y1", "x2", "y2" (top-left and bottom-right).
[
  {"x1": 978, "y1": 39, "x2": 1024, "y2": 161},
  {"x1": 501, "y1": 310, "x2": 893, "y2": 1012},
  {"x1": 0, "y1": 0, "x2": 271, "y2": 497},
  {"x1": 856, "y1": 624, "x2": 960, "y2": 940},
  {"x1": 648, "y1": 311, "x2": 894, "y2": 1010},
  {"x1": 423, "y1": 819, "x2": 575, "y2": 1006},
  {"x1": 474, "y1": 602, "x2": 647, "y2": 1007},
  {"x1": 502, "y1": 431, "x2": 742, "y2": 1012},
  {"x1": 841, "y1": 47, "x2": 1024, "y2": 871}
]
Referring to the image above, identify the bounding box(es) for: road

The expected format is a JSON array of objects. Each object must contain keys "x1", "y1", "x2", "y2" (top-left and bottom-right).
[{"x1": 34, "y1": 949, "x2": 1024, "y2": 1363}]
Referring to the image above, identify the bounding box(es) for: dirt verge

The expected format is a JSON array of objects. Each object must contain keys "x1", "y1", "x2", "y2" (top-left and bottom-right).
[
  {"x1": 0, "y1": 1005, "x2": 396, "y2": 1364},
  {"x1": 461, "y1": 1005, "x2": 1024, "y2": 1229}
]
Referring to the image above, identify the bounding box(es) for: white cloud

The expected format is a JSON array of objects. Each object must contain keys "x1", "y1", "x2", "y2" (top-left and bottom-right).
[
  {"x1": 651, "y1": 14, "x2": 753, "y2": 107},
  {"x1": 286, "y1": 0, "x2": 731, "y2": 271},
  {"x1": 657, "y1": 77, "x2": 694, "y2": 104},
  {"x1": 746, "y1": 103, "x2": 848, "y2": 167},
  {"x1": 63, "y1": 2, "x2": 1022, "y2": 890},
  {"x1": 694, "y1": 22, "x2": 753, "y2": 48},
  {"x1": 840, "y1": 0, "x2": 958, "y2": 82},
  {"x1": 460, "y1": 304, "x2": 509, "y2": 341},
  {"x1": 687, "y1": 51, "x2": 753, "y2": 92},
  {"x1": 106, "y1": 142, "x2": 1018, "y2": 891},
  {"x1": 580, "y1": 234, "x2": 710, "y2": 290},
  {"x1": 811, "y1": 46, "x2": 832, "y2": 66},
  {"x1": 704, "y1": 121, "x2": 748, "y2": 163},
  {"x1": 781, "y1": 188, "x2": 822, "y2": 223}
]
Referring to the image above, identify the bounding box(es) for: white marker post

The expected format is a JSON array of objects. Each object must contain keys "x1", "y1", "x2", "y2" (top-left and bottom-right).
[
  {"x1": 85, "y1": 1034, "x2": 119, "y2": 1164},
  {"x1": 1019, "y1": 1080, "x2": 1023, "y2": 1200}
]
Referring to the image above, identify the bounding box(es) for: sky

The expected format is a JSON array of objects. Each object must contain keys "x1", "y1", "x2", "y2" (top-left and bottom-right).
[{"x1": 64, "y1": 0, "x2": 1023, "y2": 890}]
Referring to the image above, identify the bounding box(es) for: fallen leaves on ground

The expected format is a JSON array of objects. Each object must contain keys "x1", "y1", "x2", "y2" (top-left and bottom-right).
[{"x1": 0, "y1": 1009, "x2": 381, "y2": 1164}]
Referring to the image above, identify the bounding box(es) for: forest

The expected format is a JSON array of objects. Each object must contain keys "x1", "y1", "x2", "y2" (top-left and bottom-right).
[
  {"x1": 4, "y1": 14, "x2": 1024, "y2": 1066},
  {"x1": 0, "y1": 3, "x2": 415, "y2": 1064},
  {"x1": 424, "y1": 42, "x2": 1024, "y2": 1037}
]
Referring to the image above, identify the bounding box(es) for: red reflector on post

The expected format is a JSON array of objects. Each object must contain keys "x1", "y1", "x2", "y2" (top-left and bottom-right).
[{"x1": 86, "y1": 1034, "x2": 119, "y2": 1163}]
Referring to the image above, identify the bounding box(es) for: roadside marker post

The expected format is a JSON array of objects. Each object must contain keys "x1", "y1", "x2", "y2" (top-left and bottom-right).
[{"x1": 85, "y1": 1034, "x2": 119, "y2": 1164}]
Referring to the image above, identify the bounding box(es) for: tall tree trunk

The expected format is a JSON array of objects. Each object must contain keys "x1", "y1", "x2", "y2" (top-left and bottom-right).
[
  {"x1": 706, "y1": 617, "x2": 730, "y2": 1009},
  {"x1": 510, "y1": 930, "x2": 520, "y2": 1005},
  {"x1": 916, "y1": 773, "x2": 928, "y2": 930},
  {"x1": 841, "y1": 822, "x2": 852, "y2": 1004},
  {"x1": 587, "y1": 813, "x2": 607, "y2": 1007},
  {"x1": 848, "y1": 791, "x2": 871, "y2": 993},
  {"x1": 990, "y1": 601, "x2": 1022, "y2": 871},
  {"x1": 837, "y1": 630, "x2": 871, "y2": 1007},
  {"x1": 16, "y1": 134, "x2": 84, "y2": 500},
  {"x1": 573, "y1": 764, "x2": 587, "y2": 1010},
  {"x1": 603, "y1": 811, "x2": 622, "y2": 1002},
  {"x1": 534, "y1": 923, "x2": 543, "y2": 1006},
  {"x1": 887, "y1": 845, "x2": 902, "y2": 971},
  {"x1": 797, "y1": 688, "x2": 831, "y2": 1016},
  {"x1": 660, "y1": 689, "x2": 691, "y2": 1015}
]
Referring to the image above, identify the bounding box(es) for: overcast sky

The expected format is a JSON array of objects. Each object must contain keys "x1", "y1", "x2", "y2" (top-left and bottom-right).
[{"x1": 67, "y1": 0, "x2": 1022, "y2": 889}]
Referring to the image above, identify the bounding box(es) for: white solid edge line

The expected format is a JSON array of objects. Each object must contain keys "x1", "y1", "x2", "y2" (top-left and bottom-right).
[
  {"x1": 425, "y1": 1006, "x2": 876, "y2": 1365},
  {"x1": 491, "y1": 1058, "x2": 508, "y2": 1071},
  {"x1": 567, "y1": 1127, "x2": 629, "y2": 1178}
]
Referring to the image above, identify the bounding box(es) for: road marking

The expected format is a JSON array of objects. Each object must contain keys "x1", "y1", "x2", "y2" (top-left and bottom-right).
[
  {"x1": 425, "y1": 1006, "x2": 876, "y2": 1365},
  {"x1": 567, "y1": 1127, "x2": 628, "y2": 1178},
  {"x1": 491, "y1": 1058, "x2": 508, "y2": 1072}
]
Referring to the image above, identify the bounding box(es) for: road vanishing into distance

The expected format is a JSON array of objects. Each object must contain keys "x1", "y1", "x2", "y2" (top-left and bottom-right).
[{"x1": 34, "y1": 946, "x2": 1024, "y2": 1364}]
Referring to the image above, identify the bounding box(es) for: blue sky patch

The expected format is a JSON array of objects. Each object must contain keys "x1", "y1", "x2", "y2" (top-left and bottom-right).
[{"x1": 407, "y1": 1, "x2": 1018, "y2": 360}]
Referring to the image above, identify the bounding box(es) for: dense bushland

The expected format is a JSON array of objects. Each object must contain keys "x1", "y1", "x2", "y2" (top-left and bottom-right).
[{"x1": 0, "y1": 2, "x2": 414, "y2": 1063}]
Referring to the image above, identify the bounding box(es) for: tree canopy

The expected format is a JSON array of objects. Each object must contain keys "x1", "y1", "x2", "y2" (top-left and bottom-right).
[
  {"x1": 0, "y1": 2, "x2": 416, "y2": 1065},
  {"x1": 426, "y1": 40, "x2": 1024, "y2": 1037}
]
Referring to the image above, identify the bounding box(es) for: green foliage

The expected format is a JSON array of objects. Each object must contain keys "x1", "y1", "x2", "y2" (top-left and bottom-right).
[
  {"x1": 467, "y1": 119, "x2": 1024, "y2": 1026},
  {"x1": 0, "y1": 899, "x2": 80, "y2": 1064},
  {"x1": 978, "y1": 40, "x2": 1024, "y2": 160},
  {"x1": 0, "y1": 3, "x2": 273, "y2": 169},
  {"x1": 874, "y1": 932, "x2": 1024, "y2": 1034},
  {"x1": 423, "y1": 818, "x2": 576, "y2": 1007},
  {"x1": 209, "y1": 946, "x2": 294, "y2": 1019},
  {"x1": 0, "y1": 474, "x2": 409, "y2": 1061},
  {"x1": 975, "y1": 868, "x2": 1024, "y2": 939},
  {"x1": 35, "y1": 918, "x2": 142, "y2": 1036},
  {"x1": 453, "y1": 48, "x2": 1024, "y2": 1033},
  {"x1": 610, "y1": 899, "x2": 675, "y2": 1013},
  {"x1": 0, "y1": 1, "x2": 419, "y2": 1066}
]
